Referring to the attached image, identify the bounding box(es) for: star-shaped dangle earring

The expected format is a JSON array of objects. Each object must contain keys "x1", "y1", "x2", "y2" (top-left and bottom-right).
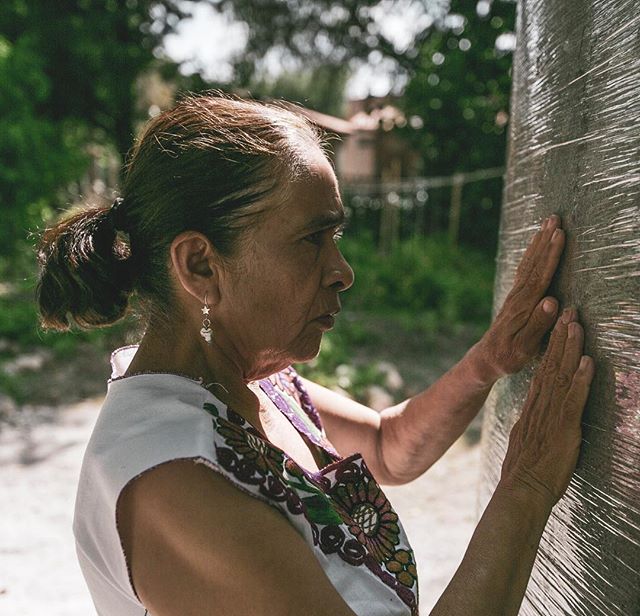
[{"x1": 200, "y1": 293, "x2": 213, "y2": 344}]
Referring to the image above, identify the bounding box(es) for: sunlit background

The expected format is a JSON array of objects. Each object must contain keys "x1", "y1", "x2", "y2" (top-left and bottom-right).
[{"x1": 0, "y1": 1, "x2": 516, "y2": 613}]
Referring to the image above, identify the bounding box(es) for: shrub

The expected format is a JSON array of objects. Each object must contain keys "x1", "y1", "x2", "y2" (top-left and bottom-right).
[{"x1": 338, "y1": 231, "x2": 494, "y2": 327}]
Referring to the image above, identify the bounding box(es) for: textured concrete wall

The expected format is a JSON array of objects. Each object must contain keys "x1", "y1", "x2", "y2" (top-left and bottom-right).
[{"x1": 479, "y1": 1, "x2": 639, "y2": 614}]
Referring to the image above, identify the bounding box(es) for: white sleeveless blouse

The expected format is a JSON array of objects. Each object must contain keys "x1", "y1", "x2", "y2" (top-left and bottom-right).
[{"x1": 73, "y1": 346, "x2": 419, "y2": 615}]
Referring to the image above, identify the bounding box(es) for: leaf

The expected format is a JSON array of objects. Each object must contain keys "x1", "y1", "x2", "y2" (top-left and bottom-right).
[
  {"x1": 203, "y1": 402, "x2": 219, "y2": 417},
  {"x1": 301, "y1": 494, "x2": 344, "y2": 525},
  {"x1": 286, "y1": 477, "x2": 324, "y2": 496}
]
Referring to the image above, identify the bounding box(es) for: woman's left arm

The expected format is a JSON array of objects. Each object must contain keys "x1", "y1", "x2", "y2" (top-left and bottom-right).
[
  {"x1": 304, "y1": 215, "x2": 566, "y2": 485},
  {"x1": 378, "y1": 214, "x2": 566, "y2": 483}
]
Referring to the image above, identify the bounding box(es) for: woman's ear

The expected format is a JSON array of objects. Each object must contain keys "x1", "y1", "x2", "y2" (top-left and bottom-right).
[{"x1": 169, "y1": 231, "x2": 222, "y2": 305}]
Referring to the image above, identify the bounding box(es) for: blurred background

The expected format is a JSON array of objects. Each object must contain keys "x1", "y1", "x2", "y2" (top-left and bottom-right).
[{"x1": 0, "y1": 0, "x2": 516, "y2": 613}]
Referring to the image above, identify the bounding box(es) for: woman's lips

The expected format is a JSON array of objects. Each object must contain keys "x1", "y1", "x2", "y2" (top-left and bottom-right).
[{"x1": 313, "y1": 314, "x2": 336, "y2": 329}]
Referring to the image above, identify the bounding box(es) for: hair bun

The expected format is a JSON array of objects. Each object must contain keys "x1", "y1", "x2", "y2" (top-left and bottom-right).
[{"x1": 36, "y1": 206, "x2": 134, "y2": 331}]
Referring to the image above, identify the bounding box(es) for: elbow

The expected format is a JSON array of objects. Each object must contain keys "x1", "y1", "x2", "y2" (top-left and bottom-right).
[
  {"x1": 374, "y1": 428, "x2": 416, "y2": 486},
  {"x1": 375, "y1": 414, "x2": 440, "y2": 485}
]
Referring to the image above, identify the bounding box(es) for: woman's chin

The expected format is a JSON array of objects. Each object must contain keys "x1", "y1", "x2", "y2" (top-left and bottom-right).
[{"x1": 290, "y1": 337, "x2": 324, "y2": 364}]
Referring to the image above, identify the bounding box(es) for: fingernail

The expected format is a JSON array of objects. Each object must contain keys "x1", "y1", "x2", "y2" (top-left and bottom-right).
[
  {"x1": 568, "y1": 322, "x2": 578, "y2": 338},
  {"x1": 561, "y1": 308, "x2": 572, "y2": 324},
  {"x1": 543, "y1": 299, "x2": 555, "y2": 313},
  {"x1": 552, "y1": 228, "x2": 562, "y2": 240},
  {"x1": 579, "y1": 356, "x2": 590, "y2": 370},
  {"x1": 542, "y1": 217, "x2": 549, "y2": 230}
]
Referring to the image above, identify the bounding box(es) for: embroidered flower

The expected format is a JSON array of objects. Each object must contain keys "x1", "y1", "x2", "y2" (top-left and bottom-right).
[
  {"x1": 283, "y1": 458, "x2": 344, "y2": 526},
  {"x1": 331, "y1": 472, "x2": 401, "y2": 563},
  {"x1": 216, "y1": 414, "x2": 284, "y2": 477},
  {"x1": 320, "y1": 525, "x2": 345, "y2": 554},
  {"x1": 341, "y1": 537, "x2": 367, "y2": 566},
  {"x1": 386, "y1": 549, "x2": 418, "y2": 588}
]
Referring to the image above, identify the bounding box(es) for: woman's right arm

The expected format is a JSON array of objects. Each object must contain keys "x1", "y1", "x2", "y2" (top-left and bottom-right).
[
  {"x1": 432, "y1": 308, "x2": 594, "y2": 615},
  {"x1": 117, "y1": 458, "x2": 360, "y2": 616},
  {"x1": 118, "y1": 311, "x2": 593, "y2": 616}
]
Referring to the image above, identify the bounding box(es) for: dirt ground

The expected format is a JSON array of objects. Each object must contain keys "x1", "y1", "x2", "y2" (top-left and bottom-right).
[{"x1": 0, "y1": 393, "x2": 483, "y2": 615}]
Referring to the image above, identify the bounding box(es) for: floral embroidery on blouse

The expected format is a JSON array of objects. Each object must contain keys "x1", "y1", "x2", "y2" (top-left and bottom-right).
[
  {"x1": 331, "y1": 470, "x2": 401, "y2": 563},
  {"x1": 214, "y1": 406, "x2": 285, "y2": 480},
  {"x1": 202, "y1": 368, "x2": 419, "y2": 615}
]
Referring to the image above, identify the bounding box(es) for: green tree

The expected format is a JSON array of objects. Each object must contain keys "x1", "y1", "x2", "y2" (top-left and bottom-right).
[
  {"x1": 400, "y1": 1, "x2": 515, "y2": 174},
  {"x1": 398, "y1": 1, "x2": 515, "y2": 250},
  {"x1": 0, "y1": 33, "x2": 87, "y2": 257},
  {"x1": 0, "y1": 0, "x2": 184, "y2": 256},
  {"x1": 0, "y1": 0, "x2": 186, "y2": 156}
]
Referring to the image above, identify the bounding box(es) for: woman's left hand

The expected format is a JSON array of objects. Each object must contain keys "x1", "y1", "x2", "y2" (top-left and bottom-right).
[{"x1": 471, "y1": 214, "x2": 566, "y2": 384}]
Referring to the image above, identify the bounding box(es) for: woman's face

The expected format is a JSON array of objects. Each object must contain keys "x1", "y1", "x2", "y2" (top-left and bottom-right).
[{"x1": 216, "y1": 148, "x2": 355, "y2": 376}]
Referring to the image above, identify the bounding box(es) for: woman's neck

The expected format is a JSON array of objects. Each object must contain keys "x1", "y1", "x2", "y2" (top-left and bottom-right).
[{"x1": 125, "y1": 324, "x2": 260, "y2": 414}]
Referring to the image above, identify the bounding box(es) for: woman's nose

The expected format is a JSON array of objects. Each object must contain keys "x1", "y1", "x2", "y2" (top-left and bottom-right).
[{"x1": 325, "y1": 251, "x2": 355, "y2": 292}]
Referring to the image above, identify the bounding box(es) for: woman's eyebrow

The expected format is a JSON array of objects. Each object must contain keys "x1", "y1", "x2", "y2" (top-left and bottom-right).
[{"x1": 299, "y1": 210, "x2": 347, "y2": 233}]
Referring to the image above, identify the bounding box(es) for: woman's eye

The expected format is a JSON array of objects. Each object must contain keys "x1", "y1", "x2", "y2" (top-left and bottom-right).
[{"x1": 305, "y1": 228, "x2": 345, "y2": 245}]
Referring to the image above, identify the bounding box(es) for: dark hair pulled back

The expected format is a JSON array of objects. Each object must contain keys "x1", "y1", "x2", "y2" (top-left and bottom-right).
[{"x1": 36, "y1": 92, "x2": 327, "y2": 331}]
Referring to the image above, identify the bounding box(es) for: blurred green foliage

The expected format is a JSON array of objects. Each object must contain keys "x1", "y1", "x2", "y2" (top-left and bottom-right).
[
  {"x1": 401, "y1": 3, "x2": 514, "y2": 174},
  {"x1": 338, "y1": 231, "x2": 494, "y2": 324},
  {"x1": 0, "y1": 245, "x2": 132, "y2": 347},
  {"x1": 0, "y1": 249, "x2": 131, "y2": 403},
  {"x1": 0, "y1": 33, "x2": 89, "y2": 256},
  {"x1": 399, "y1": 1, "x2": 515, "y2": 253},
  {"x1": 0, "y1": 0, "x2": 185, "y2": 256}
]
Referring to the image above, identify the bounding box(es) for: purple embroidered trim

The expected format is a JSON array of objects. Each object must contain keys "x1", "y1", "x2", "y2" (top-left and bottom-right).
[
  {"x1": 259, "y1": 377, "x2": 305, "y2": 428},
  {"x1": 258, "y1": 374, "x2": 340, "y2": 459},
  {"x1": 286, "y1": 366, "x2": 325, "y2": 432}
]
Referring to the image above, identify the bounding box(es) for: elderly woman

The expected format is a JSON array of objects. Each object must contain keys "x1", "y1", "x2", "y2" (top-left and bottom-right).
[{"x1": 37, "y1": 93, "x2": 593, "y2": 616}]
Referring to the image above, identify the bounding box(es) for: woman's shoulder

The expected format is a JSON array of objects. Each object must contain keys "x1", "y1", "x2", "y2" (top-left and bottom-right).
[
  {"x1": 116, "y1": 457, "x2": 360, "y2": 616},
  {"x1": 80, "y1": 373, "x2": 217, "y2": 502}
]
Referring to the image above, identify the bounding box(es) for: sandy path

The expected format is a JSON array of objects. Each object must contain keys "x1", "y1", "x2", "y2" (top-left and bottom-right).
[{"x1": 0, "y1": 397, "x2": 481, "y2": 615}]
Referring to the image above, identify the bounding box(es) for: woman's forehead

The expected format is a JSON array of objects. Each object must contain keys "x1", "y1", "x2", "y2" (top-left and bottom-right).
[{"x1": 269, "y1": 156, "x2": 344, "y2": 231}]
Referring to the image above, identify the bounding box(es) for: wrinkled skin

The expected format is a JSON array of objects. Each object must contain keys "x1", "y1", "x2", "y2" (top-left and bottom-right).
[
  {"x1": 500, "y1": 305, "x2": 594, "y2": 507},
  {"x1": 475, "y1": 214, "x2": 567, "y2": 382}
]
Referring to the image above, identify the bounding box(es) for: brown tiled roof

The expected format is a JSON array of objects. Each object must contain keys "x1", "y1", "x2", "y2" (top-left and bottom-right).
[{"x1": 274, "y1": 101, "x2": 355, "y2": 135}]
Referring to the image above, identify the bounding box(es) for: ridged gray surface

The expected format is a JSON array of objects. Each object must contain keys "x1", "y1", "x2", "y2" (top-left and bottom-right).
[{"x1": 479, "y1": 1, "x2": 640, "y2": 614}]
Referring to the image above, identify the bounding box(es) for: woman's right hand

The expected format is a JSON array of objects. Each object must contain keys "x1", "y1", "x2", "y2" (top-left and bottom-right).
[
  {"x1": 432, "y1": 307, "x2": 595, "y2": 615},
  {"x1": 498, "y1": 307, "x2": 595, "y2": 510}
]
